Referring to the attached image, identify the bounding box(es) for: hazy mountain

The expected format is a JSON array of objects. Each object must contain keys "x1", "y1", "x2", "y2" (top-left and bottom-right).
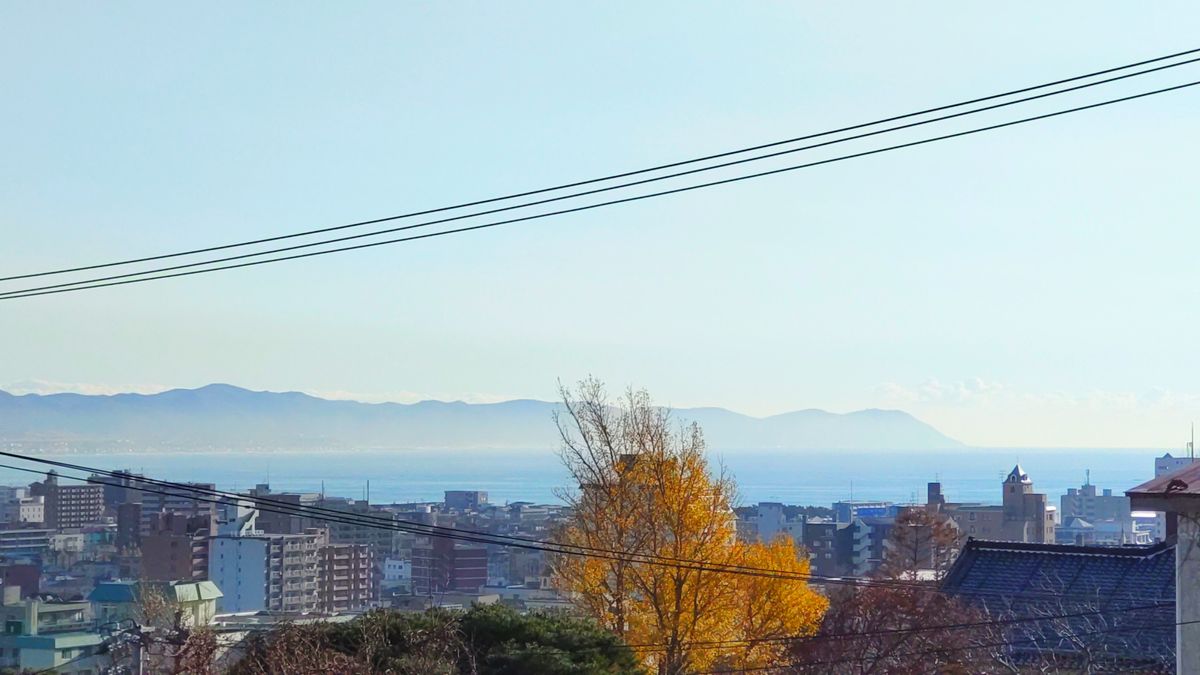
[{"x1": 0, "y1": 384, "x2": 962, "y2": 451}]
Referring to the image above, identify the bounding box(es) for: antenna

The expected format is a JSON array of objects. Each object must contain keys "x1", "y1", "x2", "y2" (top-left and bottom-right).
[
  {"x1": 1085, "y1": 468, "x2": 1090, "y2": 486},
  {"x1": 1190, "y1": 423, "x2": 1195, "y2": 460}
]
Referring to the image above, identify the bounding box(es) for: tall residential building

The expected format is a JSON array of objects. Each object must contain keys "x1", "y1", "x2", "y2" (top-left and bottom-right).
[
  {"x1": 29, "y1": 472, "x2": 104, "y2": 531},
  {"x1": 317, "y1": 543, "x2": 373, "y2": 613},
  {"x1": 930, "y1": 466, "x2": 1056, "y2": 544},
  {"x1": 209, "y1": 528, "x2": 327, "y2": 614}
]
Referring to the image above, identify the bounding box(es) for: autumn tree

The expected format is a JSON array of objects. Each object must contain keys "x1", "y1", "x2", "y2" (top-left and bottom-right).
[
  {"x1": 552, "y1": 379, "x2": 828, "y2": 674},
  {"x1": 878, "y1": 506, "x2": 962, "y2": 581}
]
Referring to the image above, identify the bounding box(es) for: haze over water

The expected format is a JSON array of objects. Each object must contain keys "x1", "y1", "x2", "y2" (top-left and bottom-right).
[{"x1": 0, "y1": 448, "x2": 1164, "y2": 507}]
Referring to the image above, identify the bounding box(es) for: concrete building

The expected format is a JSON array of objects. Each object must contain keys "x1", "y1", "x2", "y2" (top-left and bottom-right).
[
  {"x1": 0, "y1": 528, "x2": 52, "y2": 559},
  {"x1": 738, "y1": 502, "x2": 804, "y2": 544},
  {"x1": 0, "y1": 496, "x2": 44, "y2": 525},
  {"x1": 29, "y1": 472, "x2": 104, "y2": 531},
  {"x1": 139, "y1": 482, "x2": 216, "y2": 534},
  {"x1": 209, "y1": 528, "x2": 327, "y2": 614},
  {"x1": 801, "y1": 518, "x2": 850, "y2": 578},
  {"x1": 412, "y1": 537, "x2": 487, "y2": 594},
  {"x1": 832, "y1": 500, "x2": 895, "y2": 523},
  {"x1": 931, "y1": 467, "x2": 1056, "y2": 544},
  {"x1": 141, "y1": 512, "x2": 211, "y2": 582},
  {"x1": 444, "y1": 490, "x2": 488, "y2": 512},
  {"x1": 317, "y1": 543, "x2": 373, "y2": 613},
  {"x1": 1058, "y1": 479, "x2": 1148, "y2": 545},
  {"x1": 0, "y1": 587, "x2": 103, "y2": 674}
]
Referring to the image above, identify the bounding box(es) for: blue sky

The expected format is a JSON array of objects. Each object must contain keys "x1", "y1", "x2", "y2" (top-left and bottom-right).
[{"x1": 3, "y1": 3, "x2": 1199, "y2": 447}]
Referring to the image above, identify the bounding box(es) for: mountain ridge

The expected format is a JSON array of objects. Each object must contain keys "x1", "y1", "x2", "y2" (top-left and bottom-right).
[{"x1": 0, "y1": 384, "x2": 963, "y2": 451}]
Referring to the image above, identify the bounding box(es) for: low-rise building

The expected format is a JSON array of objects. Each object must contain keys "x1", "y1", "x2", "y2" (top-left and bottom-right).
[
  {"x1": 90, "y1": 579, "x2": 223, "y2": 628},
  {"x1": 0, "y1": 587, "x2": 103, "y2": 674}
]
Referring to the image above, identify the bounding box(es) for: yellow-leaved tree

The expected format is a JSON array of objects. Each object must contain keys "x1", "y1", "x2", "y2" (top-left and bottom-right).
[{"x1": 552, "y1": 378, "x2": 828, "y2": 674}]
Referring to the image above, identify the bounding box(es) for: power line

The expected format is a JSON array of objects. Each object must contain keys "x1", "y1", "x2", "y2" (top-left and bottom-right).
[
  {"x1": 0, "y1": 456, "x2": 1177, "y2": 662},
  {"x1": 698, "y1": 615, "x2": 1194, "y2": 673},
  {"x1": 0, "y1": 56, "x2": 1190, "y2": 301},
  {"x1": 0, "y1": 452, "x2": 1173, "y2": 605},
  {"x1": 6, "y1": 46, "x2": 1198, "y2": 284},
  {"x1": 5, "y1": 80, "x2": 1199, "y2": 300},
  {"x1": 627, "y1": 598, "x2": 1170, "y2": 651}
]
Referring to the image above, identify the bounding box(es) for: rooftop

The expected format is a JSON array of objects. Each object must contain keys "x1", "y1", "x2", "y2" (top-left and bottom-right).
[{"x1": 942, "y1": 538, "x2": 1174, "y2": 670}]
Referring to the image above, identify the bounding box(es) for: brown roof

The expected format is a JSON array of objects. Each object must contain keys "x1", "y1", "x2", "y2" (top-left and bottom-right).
[{"x1": 1127, "y1": 461, "x2": 1200, "y2": 511}]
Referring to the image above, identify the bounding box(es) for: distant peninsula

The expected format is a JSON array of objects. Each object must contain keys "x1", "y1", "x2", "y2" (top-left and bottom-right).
[{"x1": 0, "y1": 384, "x2": 963, "y2": 452}]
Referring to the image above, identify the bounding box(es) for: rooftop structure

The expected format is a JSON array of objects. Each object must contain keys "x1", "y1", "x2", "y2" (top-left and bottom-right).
[{"x1": 942, "y1": 538, "x2": 1175, "y2": 671}]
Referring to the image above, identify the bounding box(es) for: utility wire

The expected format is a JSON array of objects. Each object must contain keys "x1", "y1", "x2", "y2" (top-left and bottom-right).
[
  {"x1": 6, "y1": 46, "x2": 1199, "y2": 284},
  {"x1": 4, "y1": 76, "x2": 1198, "y2": 301},
  {"x1": 698, "y1": 615, "x2": 1195, "y2": 673},
  {"x1": 4, "y1": 57, "x2": 1195, "y2": 299},
  {"x1": 0, "y1": 457, "x2": 1177, "y2": 660},
  {"x1": 0, "y1": 452, "x2": 1174, "y2": 605}
]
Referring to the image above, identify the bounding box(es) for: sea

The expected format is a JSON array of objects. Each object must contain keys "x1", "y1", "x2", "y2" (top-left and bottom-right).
[{"x1": 0, "y1": 447, "x2": 1169, "y2": 508}]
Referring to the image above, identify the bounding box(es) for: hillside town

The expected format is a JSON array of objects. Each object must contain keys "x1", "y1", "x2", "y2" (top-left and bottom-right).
[{"x1": 0, "y1": 449, "x2": 1188, "y2": 672}]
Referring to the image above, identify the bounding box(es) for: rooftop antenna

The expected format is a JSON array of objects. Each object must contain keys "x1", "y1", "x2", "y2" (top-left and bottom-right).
[
  {"x1": 1190, "y1": 423, "x2": 1195, "y2": 461},
  {"x1": 366, "y1": 479, "x2": 370, "y2": 504}
]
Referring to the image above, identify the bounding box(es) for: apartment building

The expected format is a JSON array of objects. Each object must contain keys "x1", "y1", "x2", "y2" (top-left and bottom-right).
[
  {"x1": 29, "y1": 472, "x2": 103, "y2": 531},
  {"x1": 0, "y1": 496, "x2": 44, "y2": 525},
  {"x1": 411, "y1": 536, "x2": 487, "y2": 594},
  {"x1": 444, "y1": 490, "x2": 488, "y2": 512},
  {"x1": 141, "y1": 513, "x2": 211, "y2": 582},
  {"x1": 209, "y1": 528, "x2": 327, "y2": 613},
  {"x1": 317, "y1": 543, "x2": 373, "y2": 613}
]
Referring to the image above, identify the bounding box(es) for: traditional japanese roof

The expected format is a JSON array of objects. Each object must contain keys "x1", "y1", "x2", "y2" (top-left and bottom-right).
[{"x1": 942, "y1": 538, "x2": 1174, "y2": 671}]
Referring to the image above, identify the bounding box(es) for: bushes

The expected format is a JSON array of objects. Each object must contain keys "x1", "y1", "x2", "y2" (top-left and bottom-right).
[{"x1": 229, "y1": 604, "x2": 642, "y2": 675}]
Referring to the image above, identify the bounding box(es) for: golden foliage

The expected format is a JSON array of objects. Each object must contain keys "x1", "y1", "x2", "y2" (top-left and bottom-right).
[{"x1": 553, "y1": 379, "x2": 828, "y2": 675}]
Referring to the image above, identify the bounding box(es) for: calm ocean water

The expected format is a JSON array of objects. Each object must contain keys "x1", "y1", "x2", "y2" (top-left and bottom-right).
[{"x1": 0, "y1": 448, "x2": 1166, "y2": 508}]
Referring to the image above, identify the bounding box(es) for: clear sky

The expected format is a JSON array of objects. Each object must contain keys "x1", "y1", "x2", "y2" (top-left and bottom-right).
[{"x1": 3, "y1": 3, "x2": 1199, "y2": 447}]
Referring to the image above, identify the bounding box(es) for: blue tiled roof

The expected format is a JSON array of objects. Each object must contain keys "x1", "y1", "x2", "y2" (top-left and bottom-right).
[{"x1": 942, "y1": 539, "x2": 1175, "y2": 670}]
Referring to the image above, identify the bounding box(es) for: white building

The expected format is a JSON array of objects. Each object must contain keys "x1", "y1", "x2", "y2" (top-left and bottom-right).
[{"x1": 209, "y1": 536, "x2": 270, "y2": 613}]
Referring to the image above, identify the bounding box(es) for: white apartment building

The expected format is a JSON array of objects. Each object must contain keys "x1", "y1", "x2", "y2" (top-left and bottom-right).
[{"x1": 209, "y1": 528, "x2": 326, "y2": 614}]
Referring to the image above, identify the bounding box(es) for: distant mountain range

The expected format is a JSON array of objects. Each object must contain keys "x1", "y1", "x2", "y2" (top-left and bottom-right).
[{"x1": 0, "y1": 384, "x2": 963, "y2": 451}]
